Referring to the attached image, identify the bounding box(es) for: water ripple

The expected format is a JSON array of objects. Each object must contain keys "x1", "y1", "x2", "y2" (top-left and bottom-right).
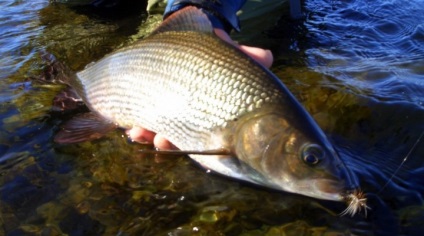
[
  {"x1": 0, "y1": 0, "x2": 47, "y2": 79},
  {"x1": 305, "y1": 0, "x2": 424, "y2": 106}
]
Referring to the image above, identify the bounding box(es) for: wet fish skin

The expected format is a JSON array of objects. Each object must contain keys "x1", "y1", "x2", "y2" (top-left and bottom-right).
[{"x1": 58, "y1": 7, "x2": 360, "y2": 203}]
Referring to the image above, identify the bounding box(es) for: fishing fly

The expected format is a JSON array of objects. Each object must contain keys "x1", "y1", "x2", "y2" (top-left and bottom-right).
[{"x1": 341, "y1": 190, "x2": 370, "y2": 217}]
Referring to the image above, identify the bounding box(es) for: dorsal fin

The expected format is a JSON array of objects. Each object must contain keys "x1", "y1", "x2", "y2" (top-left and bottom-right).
[{"x1": 151, "y1": 6, "x2": 213, "y2": 34}]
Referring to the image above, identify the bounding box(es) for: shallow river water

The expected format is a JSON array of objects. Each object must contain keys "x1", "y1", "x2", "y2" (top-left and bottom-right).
[{"x1": 1, "y1": 0, "x2": 424, "y2": 235}]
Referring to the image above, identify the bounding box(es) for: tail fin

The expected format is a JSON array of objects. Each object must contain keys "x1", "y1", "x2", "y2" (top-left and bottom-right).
[
  {"x1": 33, "y1": 52, "x2": 85, "y2": 112},
  {"x1": 36, "y1": 51, "x2": 77, "y2": 86}
]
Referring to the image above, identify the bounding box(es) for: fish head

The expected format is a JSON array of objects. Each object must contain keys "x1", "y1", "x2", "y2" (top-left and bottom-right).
[
  {"x1": 260, "y1": 128, "x2": 352, "y2": 201},
  {"x1": 233, "y1": 110, "x2": 360, "y2": 202}
]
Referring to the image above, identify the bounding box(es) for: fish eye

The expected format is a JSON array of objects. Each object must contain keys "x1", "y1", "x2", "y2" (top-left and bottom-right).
[{"x1": 301, "y1": 144, "x2": 325, "y2": 165}]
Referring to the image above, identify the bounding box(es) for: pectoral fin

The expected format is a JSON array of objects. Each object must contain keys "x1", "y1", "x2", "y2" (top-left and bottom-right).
[
  {"x1": 139, "y1": 148, "x2": 232, "y2": 156},
  {"x1": 54, "y1": 112, "x2": 117, "y2": 144}
]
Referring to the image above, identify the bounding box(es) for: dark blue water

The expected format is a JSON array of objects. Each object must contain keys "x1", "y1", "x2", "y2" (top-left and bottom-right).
[
  {"x1": 305, "y1": 0, "x2": 424, "y2": 105},
  {"x1": 1, "y1": 0, "x2": 424, "y2": 235},
  {"x1": 303, "y1": 0, "x2": 424, "y2": 182},
  {"x1": 300, "y1": 0, "x2": 424, "y2": 234}
]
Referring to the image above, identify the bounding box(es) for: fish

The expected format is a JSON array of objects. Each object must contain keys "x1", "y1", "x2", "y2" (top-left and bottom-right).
[{"x1": 54, "y1": 6, "x2": 367, "y2": 215}]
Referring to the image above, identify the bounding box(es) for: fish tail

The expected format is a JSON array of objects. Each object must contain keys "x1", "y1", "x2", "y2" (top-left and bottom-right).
[
  {"x1": 37, "y1": 51, "x2": 77, "y2": 86},
  {"x1": 35, "y1": 51, "x2": 87, "y2": 112}
]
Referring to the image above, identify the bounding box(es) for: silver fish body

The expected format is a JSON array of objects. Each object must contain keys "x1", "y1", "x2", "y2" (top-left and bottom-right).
[{"x1": 60, "y1": 7, "x2": 362, "y2": 207}]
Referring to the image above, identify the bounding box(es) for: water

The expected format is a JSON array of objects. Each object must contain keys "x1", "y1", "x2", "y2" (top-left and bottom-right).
[{"x1": 1, "y1": 0, "x2": 424, "y2": 235}]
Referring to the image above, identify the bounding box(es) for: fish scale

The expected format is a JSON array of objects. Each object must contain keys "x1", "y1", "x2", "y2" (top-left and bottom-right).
[{"x1": 76, "y1": 30, "x2": 285, "y2": 150}]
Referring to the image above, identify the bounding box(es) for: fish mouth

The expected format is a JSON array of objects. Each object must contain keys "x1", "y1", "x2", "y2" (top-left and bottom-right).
[
  {"x1": 311, "y1": 179, "x2": 346, "y2": 201},
  {"x1": 297, "y1": 180, "x2": 369, "y2": 217},
  {"x1": 340, "y1": 189, "x2": 370, "y2": 217},
  {"x1": 315, "y1": 181, "x2": 369, "y2": 217}
]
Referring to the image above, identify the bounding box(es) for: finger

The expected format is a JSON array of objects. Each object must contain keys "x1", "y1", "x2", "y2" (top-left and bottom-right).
[
  {"x1": 127, "y1": 127, "x2": 156, "y2": 143},
  {"x1": 239, "y1": 45, "x2": 273, "y2": 68},
  {"x1": 214, "y1": 28, "x2": 273, "y2": 68},
  {"x1": 127, "y1": 127, "x2": 178, "y2": 150},
  {"x1": 214, "y1": 28, "x2": 236, "y2": 45},
  {"x1": 153, "y1": 134, "x2": 178, "y2": 150}
]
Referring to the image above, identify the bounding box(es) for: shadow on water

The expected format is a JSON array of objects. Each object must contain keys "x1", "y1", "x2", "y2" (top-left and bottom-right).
[{"x1": 1, "y1": 0, "x2": 424, "y2": 235}]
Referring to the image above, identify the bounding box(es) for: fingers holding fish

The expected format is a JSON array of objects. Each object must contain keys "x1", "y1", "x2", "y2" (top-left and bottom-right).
[
  {"x1": 126, "y1": 127, "x2": 156, "y2": 144},
  {"x1": 127, "y1": 127, "x2": 177, "y2": 150}
]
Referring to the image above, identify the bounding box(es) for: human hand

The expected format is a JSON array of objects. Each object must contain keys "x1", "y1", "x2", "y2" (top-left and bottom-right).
[{"x1": 127, "y1": 28, "x2": 274, "y2": 150}]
